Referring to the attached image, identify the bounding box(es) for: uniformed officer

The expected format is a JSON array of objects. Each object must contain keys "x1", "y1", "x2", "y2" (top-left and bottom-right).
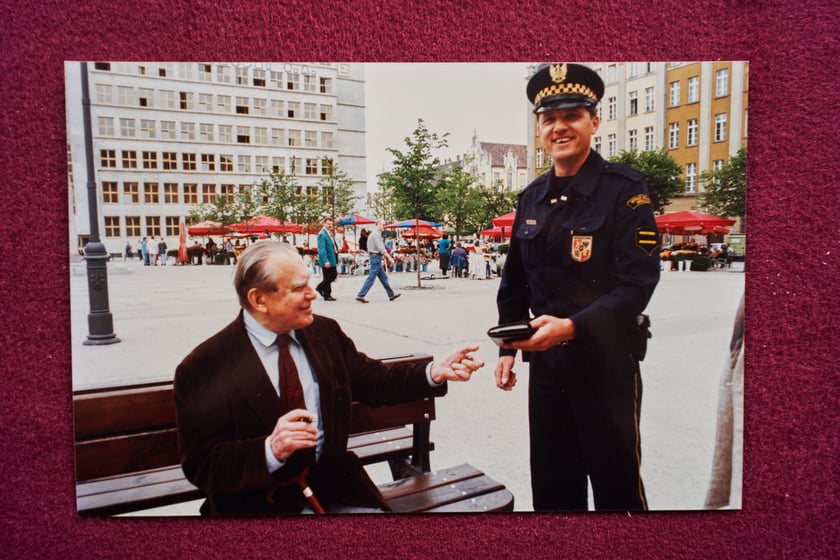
[{"x1": 494, "y1": 63, "x2": 661, "y2": 511}]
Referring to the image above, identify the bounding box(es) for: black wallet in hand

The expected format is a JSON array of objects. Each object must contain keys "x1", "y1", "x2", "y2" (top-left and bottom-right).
[{"x1": 487, "y1": 322, "x2": 535, "y2": 346}]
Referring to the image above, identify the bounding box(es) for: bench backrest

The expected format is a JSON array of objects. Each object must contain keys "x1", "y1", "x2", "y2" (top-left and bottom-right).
[{"x1": 73, "y1": 354, "x2": 435, "y2": 482}]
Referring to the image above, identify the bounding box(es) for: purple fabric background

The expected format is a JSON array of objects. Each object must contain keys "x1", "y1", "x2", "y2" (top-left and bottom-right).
[{"x1": 2, "y1": 1, "x2": 837, "y2": 557}]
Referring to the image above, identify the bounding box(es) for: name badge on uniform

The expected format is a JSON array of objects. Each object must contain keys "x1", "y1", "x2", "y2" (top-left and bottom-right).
[{"x1": 571, "y1": 235, "x2": 593, "y2": 262}]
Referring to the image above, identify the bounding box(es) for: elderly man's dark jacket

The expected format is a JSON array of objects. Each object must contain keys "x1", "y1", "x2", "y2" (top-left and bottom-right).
[{"x1": 174, "y1": 312, "x2": 446, "y2": 515}]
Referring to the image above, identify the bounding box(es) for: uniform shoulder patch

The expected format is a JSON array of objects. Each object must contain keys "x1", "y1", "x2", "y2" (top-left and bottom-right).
[
  {"x1": 626, "y1": 193, "x2": 652, "y2": 210},
  {"x1": 635, "y1": 227, "x2": 660, "y2": 256}
]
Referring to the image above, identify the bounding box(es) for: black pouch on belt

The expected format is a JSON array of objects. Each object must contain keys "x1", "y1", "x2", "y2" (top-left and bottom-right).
[{"x1": 631, "y1": 314, "x2": 652, "y2": 361}]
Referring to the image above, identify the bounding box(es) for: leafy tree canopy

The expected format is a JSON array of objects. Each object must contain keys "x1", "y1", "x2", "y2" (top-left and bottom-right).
[
  {"x1": 698, "y1": 146, "x2": 747, "y2": 226},
  {"x1": 609, "y1": 148, "x2": 685, "y2": 214}
]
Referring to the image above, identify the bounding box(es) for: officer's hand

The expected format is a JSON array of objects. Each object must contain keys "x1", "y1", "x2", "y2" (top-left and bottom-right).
[
  {"x1": 495, "y1": 355, "x2": 517, "y2": 391},
  {"x1": 506, "y1": 315, "x2": 576, "y2": 352},
  {"x1": 268, "y1": 409, "x2": 318, "y2": 461},
  {"x1": 430, "y1": 345, "x2": 484, "y2": 383}
]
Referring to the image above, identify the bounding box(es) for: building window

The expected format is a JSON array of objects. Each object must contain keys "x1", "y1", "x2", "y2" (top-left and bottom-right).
[
  {"x1": 182, "y1": 153, "x2": 196, "y2": 171},
  {"x1": 162, "y1": 152, "x2": 177, "y2": 170},
  {"x1": 102, "y1": 182, "x2": 119, "y2": 203},
  {"x1": 668, "y1": 123, "x2": 679, "y2": 149},
  {"x1": 236, "y1": 126, "x2": 250, "y2": 144},
  {"x1": 685, "y1": 162, "x2": 697, "y2": 193},
  {"x1": 144, "y1": 183, "x2": 159, "y2": 204},
  {"x1": 179, "y1": 91, "x2": 193, "y2": 110},
  {"x1": 118, "y1": 86, "x2": 135, "y2": 106},
  {"x1": 160, "y1": 90, "x2": 176, "y2": 109},
  {"x1": 288, "y1": 129, "x2": 301, "y2": 147},
  {"x1": 322, "y1": 158, "x2": 334, "y2": 176},
  {"x1": 628, "y1": 91, "x2": 638, "y2": 116},
  {"x1": 688, "y1": 76, "x2": 700, "y2": 103},
  {"x1": 271, "y1": 99, "x2": 284, "y2": 116},
  {"x1": 253, "y1": 68, "x2": 266, "y2": 87},
  {"x1": 199, "y1": 63, "x2": 213, "y2": 81},
  {"x1": 216, "y1": 65, "x2": 231, "y2": 83},
  {"x1": 593, "y1": 138, "x2": 601, "y2": 154},
  {"x1": 123, "y1": 182, "x2": 139, "y2": 203},
  {"x1": 237, "y1": 155, "x2": 251, "y2": 173},
  {"x1": 669, "y1": 81, "x2": 680, "y2": 107},
  {"x1": 304, "y1": 130, "x2": 317, "y2": 147},
  {"x1": 104, "y1": 216, "x2": 120, "y2": 237},
  {"x1": 142, "y1": 151, "x2": 158, "y2": 169},
  {"x1": 254, "y1": 127, "x2": 268, "y2": 145},
  {"x1": 145, "y1": 216, "x2": 161, "y2": 237},
  {"x1": 201, "y1": 153, "x2": 215, "y2": 171},
  {"x1": 628, "y1": 62, "x2": 638, "y2": 78},
  {"x1": 320, "y1": 104, "x2": 333, "y2": 121},
  {"x1": 165, "y1": 216, "x2": 179, "y2": 236},
  {"x1": 160, "y1": 121, "x2": 175, "y2": 139},
  {"x1": 687, "y1": 119, "x2": 698, "y2": 146},
  {"x1": 608, "y1": 134, "x2": 616, "y2": 157},
  {"x1": 303, "y1": 75, "x2": 317, "y2": 93},
  {"x1": 715, "y1": 113, "x2": 727, "y2": 141},
  {"x1": 628, "y1": 129, "x2": 638, "y2": 151},
  {"x1": 164, "y1": 183, "x2": 179, "y2": 203},
  {"x1": 138, "y1": 88, "x2": 153, "y2": 107},
  {"x1": 305, "y1": 158, "x2": 319, "y2": 175},
  {"x1": 120, "y1": 118, "x2": 136, "y2": 137},
  {"x1": 125, "y1": 216, "x2": 141, "y2": 237},
  {"x1": 606, "y1": 64, "x2": 617, "y2": 84},
  {"x1": 235, "y1": 66, "x2": 248, "y2": 85},
  {"x1": 200, "y1": 123, "x2": 214, "y2": 142},
  {"x1": 253, "y1": 98, "x2": 267, "y2": 116},
  {"x1": 199, "y1": 93, "x2": 213, "y2": 111},
  {"x1": 272, "y1": 157, "x2": 285, "y2": 173},
  {"x1": 270, "y1": 71, "x2": 283, "y2": 88},
  {"x1": 235, "y1": 96, "x2": 249, "y2": 115},
  {"x1": 217, "y1": 95, "x2": 230, "y2": 113},
  {"x1": 645, "y1": 87, "x2": 655, "y2": 112},
  {"x1": 220, "y1": 155, "x2": 233, "y2": 172},
  {"x1": 183, "y1": 184, "x2": 198, "y2": 204},
  {"x1": 321, "y1": 131, "x2": 334, "y2": 148},
  {"x1": 122, "y1": 150, "x2": 137, "y2": 168},
  {"x1": 287, "y1": 102, "x2": 299, "y2": 118},
  {"x1": 97, "y1": 116, "x2": 114, "y2": 136},
  {"x1": 271, "y1": 128, "x2": 285, "y2": 145},
  {"x1": 715, "y1": 68, "x2": 729, "y2": 97},
  {"x1": 220, "y1": 184, "x2": 235, "y2": 201},
  {"x1": 320, "y1": 76, "x2": 332, "y2": 94},
  {"x1": 95, "y1": 84, "x2": 113, "y2": 104},
  {"x1": 140, "y1": 119, "x2": 156, "y2": 139},
  {"x1": 607, "y1": 96, "x2": 616, "y2": 120},
  {"x1": 181, "y1": 122, "x2": 195, "y2": 140},
  {"x1": 218, "y1": 125, "x2": 233, "y2": 143},
  {"x1": 202, "y1": 184, "x2": 216, "y2": 203},
  {"x1": 100, "y1": 149, "x2": 117, "y2": 168},
  {"x1": 644, "y1": 127, "x2": 654, "y2": 151},
  {"x1": 255, "y1": 155, "x2": 269, "y2": 173},
  {"x1": 304, "y1": 103, "x2": 317, "y2": 120},
  {"x1": 287, "y1": 73, "x2": 300, "y2": 90}
]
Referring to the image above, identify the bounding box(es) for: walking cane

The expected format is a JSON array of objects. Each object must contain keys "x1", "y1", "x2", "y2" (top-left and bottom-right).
[{"x1": 266, "y1": 466, "x2": 326, "y2": 514}]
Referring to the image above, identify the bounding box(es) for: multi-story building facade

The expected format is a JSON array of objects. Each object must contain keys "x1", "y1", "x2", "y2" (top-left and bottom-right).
[
  {"x1": 527, "y1": 61, "x2": 748, "y2": 214},
  {"x1": 444, "y1": 132, "x2": 528, "y2": 192},
  {"x1": 66, "y1": 62, "x2": 367, "y2": 254}
]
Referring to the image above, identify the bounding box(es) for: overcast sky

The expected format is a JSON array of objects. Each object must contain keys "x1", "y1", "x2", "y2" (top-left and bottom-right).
[{"x1": 363, "y1": 63, "x2": 532, "y2": 188}]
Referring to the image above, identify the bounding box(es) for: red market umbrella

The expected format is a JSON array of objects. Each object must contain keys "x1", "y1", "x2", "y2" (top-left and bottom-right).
[
  {"x1": 480, "y1": 226, "x2": 506, "y2": 237},
  {"x1": 386, "y1": 218, "x2": 442, "y2": 229},
  {"x1": 401, "y1": 225, "x2": 442, "y2": 239},
  {"x1": 655, "y1": 210, "x2": 735, "y2": 235},
  {"x1": 231, "y1": 215, "x2": 304, "y2": 234},
  {"x1": 491, "y1": 211, "x2": 516, "y2": 228},
  {"x1": 177, "y1": 218, "x2": 189, "y2": 264},
  {"x1": 187, "y1": 220, "x2": 224, "y2": 236}
]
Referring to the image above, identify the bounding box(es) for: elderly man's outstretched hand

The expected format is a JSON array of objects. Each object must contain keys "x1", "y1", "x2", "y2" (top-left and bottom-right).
[{"x1": 430, "y1": 345, "x2": 484, "y2": 384}]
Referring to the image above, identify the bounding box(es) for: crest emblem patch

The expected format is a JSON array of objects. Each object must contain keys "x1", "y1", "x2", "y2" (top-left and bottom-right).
[{"x1": 571, "y1": 235, "x2": 593, "y2": 262}]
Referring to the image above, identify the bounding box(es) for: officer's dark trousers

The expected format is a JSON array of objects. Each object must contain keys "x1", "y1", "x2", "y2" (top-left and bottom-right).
[{"x1": 528, "y1": 342, "x2": 647, "y2": 511}]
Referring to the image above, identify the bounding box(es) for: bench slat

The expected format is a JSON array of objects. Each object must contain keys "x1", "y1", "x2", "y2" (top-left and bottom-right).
[
  {"x1": 423, "y1": 489, "x2": 514, "y2": 513},
  {"x1": 387, "y1": 474, "x2": 507, "y2": 513},
  {"x1": 75, "y1": 428, "x2": 180, "y2": 481},
  {"x1": 77, "y1": 466, "x2": 202, "y2": 516}
]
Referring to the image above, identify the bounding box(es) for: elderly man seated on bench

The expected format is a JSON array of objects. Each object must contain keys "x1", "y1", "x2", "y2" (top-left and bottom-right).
[{"x1": 175, "y1": 240, "x2": 484, "y2": 515}]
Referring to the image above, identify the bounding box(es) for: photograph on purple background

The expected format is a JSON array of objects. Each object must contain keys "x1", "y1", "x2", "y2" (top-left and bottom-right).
[{"x1": 66, "y1": 61, "x2": 746, "y2": 515}]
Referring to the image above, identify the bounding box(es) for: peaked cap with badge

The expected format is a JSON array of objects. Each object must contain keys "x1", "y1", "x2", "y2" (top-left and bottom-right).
[{"x1": 527, "y1": 63, "x2": 605, "y2": 113}]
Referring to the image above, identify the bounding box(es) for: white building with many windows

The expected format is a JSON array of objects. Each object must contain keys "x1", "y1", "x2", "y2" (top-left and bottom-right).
[{"x1": 66, "y1": 62, "x2": 367, "y2": 254}]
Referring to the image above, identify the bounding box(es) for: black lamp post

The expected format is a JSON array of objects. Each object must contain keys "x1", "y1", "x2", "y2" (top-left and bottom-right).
[{"x1": 80, "y1": 61, "x2": 120, "y2": 345}]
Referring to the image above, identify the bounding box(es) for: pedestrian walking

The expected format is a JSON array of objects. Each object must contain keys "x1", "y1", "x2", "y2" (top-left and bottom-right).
[
  {"x1": 158, "y1": 237, "x2": 168, "y2": 266},
  {"x1": 493, "y1": 63, "x2": 661, "y2": 512},
  {"x1": 356, "y1": 219, "x2": 400, "y2": 303},
  {"x1": 315, "y1": 217, "x2": 338, "y2": 301}
]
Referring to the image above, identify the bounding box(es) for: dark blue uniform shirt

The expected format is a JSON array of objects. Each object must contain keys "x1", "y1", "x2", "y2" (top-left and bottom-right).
[{"x1": 497, "y1": 150, "x2": 661, "y2": 353}]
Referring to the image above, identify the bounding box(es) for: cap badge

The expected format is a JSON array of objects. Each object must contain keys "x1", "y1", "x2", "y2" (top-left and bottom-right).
[{"x1": 550, "y1": 64, "x2": 568, "y2": 84}]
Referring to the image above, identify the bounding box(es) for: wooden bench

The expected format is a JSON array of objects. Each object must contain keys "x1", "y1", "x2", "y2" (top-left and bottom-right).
[{"x1": 74, "y1": 354, "x2": 513, "y2": 515}]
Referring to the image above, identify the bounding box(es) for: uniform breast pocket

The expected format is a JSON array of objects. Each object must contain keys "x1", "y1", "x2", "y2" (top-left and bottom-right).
[
  {"x1": 561, "y1": 215, "x2": 605, "y2": 263},
  {"x1": 514, "y1": 221, "x2": 548, "y2": 265}
]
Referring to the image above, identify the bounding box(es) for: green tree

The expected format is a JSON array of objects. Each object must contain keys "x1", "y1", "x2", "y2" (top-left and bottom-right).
[
  {"x1": 377, "y1": 119, "x2": 449, "y2": 286},
  {"x1": 476, "y1": 181, "x2": 518, "y2": 233},
  {"x1": 436, "y1": 162, "x2": 483, "y2": 241},
  {"x1": 609, "y1": 148, "x2": 685, "y2": 214},
  {"x1": 255, "y1": 169, "x2": 298, "y2": 223},
  {"x1": 316, "y1": 157, "x2": 360, "y2": 219},
  {"x1": 698, "y1": 146, "x2": 747, "y2": 229},
  {"x1": 187, "y1": 193, "x2": 238, "y2": 231}
]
